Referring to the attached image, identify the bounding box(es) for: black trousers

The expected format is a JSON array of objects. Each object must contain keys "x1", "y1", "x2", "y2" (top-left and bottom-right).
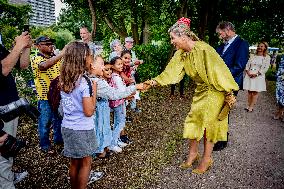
[
  {"x1": 213, "y1": 90, "x2": 238, "y2": 151},
  {"x1": 170, "y1": 77, "x2": 185, "y2": 96}
]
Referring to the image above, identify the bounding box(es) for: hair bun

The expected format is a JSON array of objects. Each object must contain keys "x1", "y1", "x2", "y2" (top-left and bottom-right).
[{"x1": 177, "y1": 17, "x2": 191, "y2": 27}]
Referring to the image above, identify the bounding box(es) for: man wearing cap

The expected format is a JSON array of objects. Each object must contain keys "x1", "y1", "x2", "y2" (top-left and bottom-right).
[
  {"x1": 31, "y1": 36, "x2": 64, "y2": 154},
  {"x1": 124, "y1": 37, "x2": 140, "y2": 65}
]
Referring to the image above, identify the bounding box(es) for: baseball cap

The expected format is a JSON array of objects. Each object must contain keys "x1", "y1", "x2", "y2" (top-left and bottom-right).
[
  {"x1": 125, "y1": 37, "x2": 134, "y2": 42},
  {"x1": 35, "y1": 36, "x2": 55, "y2": 44}
]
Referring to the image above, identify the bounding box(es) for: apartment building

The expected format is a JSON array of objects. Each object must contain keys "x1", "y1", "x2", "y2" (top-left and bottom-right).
[{"x1": 9, "y1": 0, "x2": 56, "y2": 26}]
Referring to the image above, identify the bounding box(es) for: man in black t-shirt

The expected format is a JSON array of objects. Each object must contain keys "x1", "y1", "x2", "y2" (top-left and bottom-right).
[{"x1": 0, "y1": 32, "x2": 31, "y2": 189}]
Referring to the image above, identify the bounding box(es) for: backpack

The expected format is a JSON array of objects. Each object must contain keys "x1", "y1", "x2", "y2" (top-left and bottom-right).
[
  {"x1": 47, "y1": 76, "x2": 61, "y2": 114},
  {"x1": 47, "y1": 75, "x2": 93, "y2": 115}
]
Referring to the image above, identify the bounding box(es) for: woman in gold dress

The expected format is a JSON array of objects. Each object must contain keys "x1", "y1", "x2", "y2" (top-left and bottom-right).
[{"x1": 144, "y1": 18, "x2": 239, "y2": 174}]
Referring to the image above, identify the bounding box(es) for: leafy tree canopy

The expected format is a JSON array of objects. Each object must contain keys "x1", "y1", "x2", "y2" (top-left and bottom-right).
[
  {"x1": 0, "y1": 0, "x2": 31, "y2": 48},
  {"x1": 60, "y1": 0, "x2": 283, "y2": 48}
]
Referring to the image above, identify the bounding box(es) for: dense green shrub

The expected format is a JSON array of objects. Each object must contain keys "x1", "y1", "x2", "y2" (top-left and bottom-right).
[
  {"x1": 1, "y1": 25, "x2": 19, "y2": 49},
  {"x1": 54, "y1": 29, "x2": 75, "y2": 49},
  {"x1": 13, "y1": 65, "x2": 37, "y2": 105},
  {"x1": 134, "y1": 43, "x2": 172, "y2": 81},
  {"x1": 266, "y1": 67, "x2": 277, "y2": 81}
]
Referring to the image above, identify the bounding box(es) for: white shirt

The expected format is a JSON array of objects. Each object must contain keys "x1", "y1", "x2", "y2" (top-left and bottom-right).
[{"x1": 223, "y1": 35, "x2": 238, "y2": 54}]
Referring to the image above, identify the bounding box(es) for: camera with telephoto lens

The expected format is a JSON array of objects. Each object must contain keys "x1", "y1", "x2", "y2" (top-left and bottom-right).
[{"x1": 0, "y1": 98, "x2": 40, "y2": 159}]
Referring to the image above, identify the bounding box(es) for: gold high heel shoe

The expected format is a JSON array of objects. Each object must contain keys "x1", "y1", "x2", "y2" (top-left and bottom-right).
[
  {"x1": 192, "y1": 159, "x2": 213, "y2": 174},
  {"x1": 180, "y1": 153, "x2": 200, "y2": 169}
]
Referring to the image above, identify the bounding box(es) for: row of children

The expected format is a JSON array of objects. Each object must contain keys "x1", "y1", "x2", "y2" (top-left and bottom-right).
[
  {"x1": 60, "y1": 41, "x2": 144, "y2": 188},
  {"x1": 109, "y1": 37, "x2": 143, "y2": 115}
]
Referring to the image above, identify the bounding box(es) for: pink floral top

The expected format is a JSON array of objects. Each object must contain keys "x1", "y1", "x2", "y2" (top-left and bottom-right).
[{"x1": 108, "y1": 73, "x2": 125, "y2": 108}]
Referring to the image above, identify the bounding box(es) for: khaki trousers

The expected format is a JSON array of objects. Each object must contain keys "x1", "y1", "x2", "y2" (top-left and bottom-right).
[{"x1": 0, "y1": 117, "x2": 18, "y2": 189}]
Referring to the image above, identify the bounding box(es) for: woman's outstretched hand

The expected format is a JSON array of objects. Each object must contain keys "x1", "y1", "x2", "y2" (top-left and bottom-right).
[
  {"x1": 135, "y1": 83, "x2": 145, "y2": 90},
  {"x1": 141, "y1": 80, "x2": 157, "y2": 92}
]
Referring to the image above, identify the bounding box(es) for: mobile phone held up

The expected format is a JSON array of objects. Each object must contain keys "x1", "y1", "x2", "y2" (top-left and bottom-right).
[{"x1": 23, "y1": 25, "x2": 30, "y2": 33}]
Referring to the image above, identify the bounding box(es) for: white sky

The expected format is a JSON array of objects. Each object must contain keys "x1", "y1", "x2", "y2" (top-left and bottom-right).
[{"x1": 54, "y1": 0, "x2": 66, "y2": 18}]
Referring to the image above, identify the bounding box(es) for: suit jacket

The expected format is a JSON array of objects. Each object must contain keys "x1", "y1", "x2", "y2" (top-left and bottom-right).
[{"x1": 216, "y1": 36, "x2": 249, "y2": 90}]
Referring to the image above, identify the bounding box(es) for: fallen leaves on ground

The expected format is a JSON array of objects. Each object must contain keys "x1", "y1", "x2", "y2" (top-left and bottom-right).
[{"x1": 15, "y1": 84, "x2": 195, "y2": 189}]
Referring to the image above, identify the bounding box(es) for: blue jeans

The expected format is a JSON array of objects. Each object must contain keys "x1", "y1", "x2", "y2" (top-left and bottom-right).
[
  {"x1": 38, "y1": 100, "x2": 63, "y2": 150},
  {"x1": 111, "y1": 103, "x2": 126, "y2": 147}
]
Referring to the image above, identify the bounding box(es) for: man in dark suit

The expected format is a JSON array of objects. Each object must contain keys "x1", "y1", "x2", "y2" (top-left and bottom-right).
[{"x1": 214, "y1": 21, "x2": 249, "y2": 151}]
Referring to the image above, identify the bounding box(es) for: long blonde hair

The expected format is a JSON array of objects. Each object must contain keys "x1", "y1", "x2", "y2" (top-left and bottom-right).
[
  {"x1": 60, "y1": 41, "x2": 91, "y2": 93},
  {"x1": 258, "y1": 41, "x2": 269, "y2": 57}
]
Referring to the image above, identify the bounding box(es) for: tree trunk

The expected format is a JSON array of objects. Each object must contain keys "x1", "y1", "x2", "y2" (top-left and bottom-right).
[
  {"x1": 130, "y1": 0, "x2": 139, "y2": 44},
  {"x1": 140, "y1": 18, "x2": 145, "y2": 44},
  {"x1": 177, "y1": 0, "x2": 188, "y2": 18},
  {"x1": 207, "y1": 0, "x2": 221, "y2": 46},
  {"x1": 198, "y1": 0, "x2": 210, "y2": 40},
  {"x1": 197, "y1": 0, "x2": 220, "y2": 42},
  {"x1": 87, "y1": 0, "x2": 96, "y2": 39},
  {"x1": 143, "y1": 19, "x2": 150, "y2": 44},
  {"x1": 141, "y1": 3, "x2": 152, "y2": 44}
]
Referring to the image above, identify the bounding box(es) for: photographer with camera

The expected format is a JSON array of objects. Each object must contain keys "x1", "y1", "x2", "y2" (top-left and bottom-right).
[
  {"x1": 0, "y1": 31, "x2": 32, "y2": 189},
  {"x1": 30, "y1": 36, "x2": 64, "y2": 154}
]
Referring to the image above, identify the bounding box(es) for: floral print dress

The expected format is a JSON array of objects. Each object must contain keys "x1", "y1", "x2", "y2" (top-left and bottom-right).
[{"x1": 276, "y1": 59, "x2": 284, "y2": 106}]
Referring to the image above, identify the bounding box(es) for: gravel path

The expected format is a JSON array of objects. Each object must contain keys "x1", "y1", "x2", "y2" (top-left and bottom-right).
[{"x1": 148, "y1": 88, "x2": 284, "y2": 189}]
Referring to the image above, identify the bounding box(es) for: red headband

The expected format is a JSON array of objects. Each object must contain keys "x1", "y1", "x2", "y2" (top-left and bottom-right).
[{"x1": 177, "y1": 17, "x2": 191, "y2": 27}]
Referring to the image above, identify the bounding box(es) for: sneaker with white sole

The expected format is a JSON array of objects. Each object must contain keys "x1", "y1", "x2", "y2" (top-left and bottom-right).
[
  {"x1": 14, "y1": 171, "x2": 28, "y2": 184},
  {"x1": 117, "y1": 139, "x2": 128, "y2": 148},
  {"x1": 109, "y1": 145, "x2": 122, "y2": 153},
  {"x1": 120, "y1": 135, "x2": 133, "y2": 144},
  {"x1": 88, "y1": 170, "x2": 104, "y2": 184},
  {"x1": 132, "y1": 108, "x2": 142, "y2": 113}
]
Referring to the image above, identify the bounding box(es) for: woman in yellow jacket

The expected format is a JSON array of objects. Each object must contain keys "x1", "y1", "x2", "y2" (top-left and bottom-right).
[{"x1": 144, "y1": 18, "x2": 238, "y2": 174}]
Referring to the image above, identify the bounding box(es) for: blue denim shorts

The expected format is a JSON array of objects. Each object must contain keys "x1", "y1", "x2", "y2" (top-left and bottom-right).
[{"x1": 61, "y1": 127, "x2": 97, "y2": 158}]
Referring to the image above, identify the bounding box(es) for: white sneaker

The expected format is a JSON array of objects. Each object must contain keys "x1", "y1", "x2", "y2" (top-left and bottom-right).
[
  {"x1": 117, "y1": 140, "x2": 128, "y2": 148},
  {"x1": 14, "y1": 171, "x2": 28, "y2": 184},
  {"x1": 109, "y1": 145, "x2": 122, "y2": 153},
  {"x1": 88, "y1": 170, "x2": 104, "y2": 185}
]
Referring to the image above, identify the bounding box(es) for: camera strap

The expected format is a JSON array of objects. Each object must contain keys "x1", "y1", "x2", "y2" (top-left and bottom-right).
[
  {"x1": 0, "y1": 98, "x2": 31, "y2": 122},
  {"x1": 0, "y1": 98, "x2": 29, "y2": 115}
]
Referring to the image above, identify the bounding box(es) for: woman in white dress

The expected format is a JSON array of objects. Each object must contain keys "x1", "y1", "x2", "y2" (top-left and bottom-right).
[{"x1": 243, "y1": 41, "x2": 270, "y2": 112}]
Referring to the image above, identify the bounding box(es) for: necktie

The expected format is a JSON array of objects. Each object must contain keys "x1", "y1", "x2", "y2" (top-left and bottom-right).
[{"x1": 222, "y1": 42, "x2": 229, "y2": 54}]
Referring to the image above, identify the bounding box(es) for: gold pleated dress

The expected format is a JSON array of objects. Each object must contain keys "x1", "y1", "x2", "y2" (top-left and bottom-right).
[{"x1": 154, "y1": 41, "x2": 239, "y2": 143}]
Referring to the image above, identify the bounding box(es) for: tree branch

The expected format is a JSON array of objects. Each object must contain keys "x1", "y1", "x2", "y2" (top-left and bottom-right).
[
  {"x1": 87, "y1": 0, "x2": 96, "y2": 39},
  {"x1": 103, "y1": 14, "x2": 127, "y2": 38}
]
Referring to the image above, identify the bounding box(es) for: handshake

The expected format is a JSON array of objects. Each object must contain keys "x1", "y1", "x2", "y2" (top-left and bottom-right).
[{"x1": 135, "y1": 80, "x2": 158, "y2": 92}]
